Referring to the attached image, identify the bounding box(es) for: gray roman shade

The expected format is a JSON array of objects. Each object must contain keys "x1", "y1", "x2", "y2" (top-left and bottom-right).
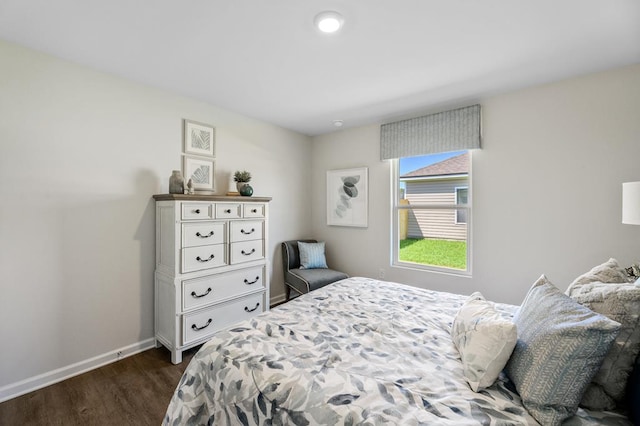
[{"x1": 380, "y1": 104, "x2": 481, "y2": 160}]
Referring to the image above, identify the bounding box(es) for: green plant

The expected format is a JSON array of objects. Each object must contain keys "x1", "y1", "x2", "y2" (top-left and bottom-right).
[{"x1": 233, "y1": 170, "x2": 252, "y2": 183}]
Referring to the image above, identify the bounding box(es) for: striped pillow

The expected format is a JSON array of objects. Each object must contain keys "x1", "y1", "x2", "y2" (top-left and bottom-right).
[
  {"x1": 298, "y1": 241, "x2": 328, "y2": 269},
  {"x1": 505, "y1": 275, "x2": 621, "y2": 426}
]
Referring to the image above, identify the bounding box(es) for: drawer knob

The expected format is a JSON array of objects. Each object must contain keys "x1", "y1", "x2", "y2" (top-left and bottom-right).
[
  {"x1": 244, "y1": 277, "x2": 260, "y2": 285},
  {"x1": 191, "y1": 318, "x2": 212, "y2": 331},
  {"x1": 244, "y1": 303, "x2": 260, "y2": 313},
  {"x1": 195, "y1": 231, "x2": 215, "y2": 238},
  {"x1": 241, "y1": 249, "x2": 256, "y2": 256},
  {"x1": 224, "y1": 209, "x2": 232, "y2": 214},
  {"x1": 240, "y1": 228, "x2": 255, "y2": 235},
  {"x1": 196, "y1": 254, "x2": 215, "y2": 262},
  {"x1": 191, "y1": 287, "x2": 212, "y2": 298},
  {"x1": 194, "y1": 209, "x2": 201, "y2": 214},
  {"x1": 251, "y1": 209, "x2": 257, "y2": 213}
]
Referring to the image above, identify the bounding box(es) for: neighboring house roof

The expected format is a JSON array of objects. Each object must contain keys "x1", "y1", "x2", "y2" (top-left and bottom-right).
[{"x1": 400, "y1": 152, "x2": 469, "y2": 179}]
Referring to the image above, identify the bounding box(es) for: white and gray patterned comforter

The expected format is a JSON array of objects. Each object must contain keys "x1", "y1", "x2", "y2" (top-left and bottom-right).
[{"x1": 164, "y1": 277, "x2": 631, "y2": 425}]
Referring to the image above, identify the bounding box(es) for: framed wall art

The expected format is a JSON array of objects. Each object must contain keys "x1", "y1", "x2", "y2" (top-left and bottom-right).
[
  {"x1": 183, "y1": 155, "x2": 215, "y2": 192},
  {"x1": 183, "y1": 119, "x2": 215, "y2": 157},
  {"x1": 327, "y1": 167, "x2": 368, "y2": 227}
]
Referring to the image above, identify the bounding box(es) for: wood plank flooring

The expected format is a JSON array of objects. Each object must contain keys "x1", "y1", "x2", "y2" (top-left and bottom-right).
[{"x1": 0, "y1": 346, "x2": 200, "y2": 426}]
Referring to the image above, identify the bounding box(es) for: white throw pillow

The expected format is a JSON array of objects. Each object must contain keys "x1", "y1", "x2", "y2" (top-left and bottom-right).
[{"x1": 451, "y1": 292, "x2": 517, "y2": 392}]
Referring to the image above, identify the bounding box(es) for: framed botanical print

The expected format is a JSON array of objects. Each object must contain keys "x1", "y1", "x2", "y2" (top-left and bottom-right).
[
  {"x1": 183, "y1": 155, "x2": 215, "y2": 192},
  {"x1": 183, "y1": 119, "x2": 215, "y2": 157}
]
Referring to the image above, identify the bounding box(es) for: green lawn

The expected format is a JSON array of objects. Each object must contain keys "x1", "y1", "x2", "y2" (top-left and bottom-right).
[{"x1": 399, "y1": 238, "x2": 467, "y2": 270}]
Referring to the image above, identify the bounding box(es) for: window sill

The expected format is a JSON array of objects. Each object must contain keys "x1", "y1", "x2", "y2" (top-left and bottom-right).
[{"x1": 391, "y1": 261, "x2": 472, "y2": 278}]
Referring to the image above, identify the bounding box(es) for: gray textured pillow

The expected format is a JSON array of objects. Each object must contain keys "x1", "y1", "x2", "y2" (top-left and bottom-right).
[
  {"x1": 569, "y1": 258, "x2": 630, "y2": 288},
  {"x1": 566, "y1": 281, "x2": 640, "y2": 410},
  {"x1": 505, "y1": 275, "x2": 621, "y2": 426}
]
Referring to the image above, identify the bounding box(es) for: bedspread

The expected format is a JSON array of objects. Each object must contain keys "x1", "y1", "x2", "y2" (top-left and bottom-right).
[{"x1": 164, "y1": 277, "x2": 631, "y2": 425}]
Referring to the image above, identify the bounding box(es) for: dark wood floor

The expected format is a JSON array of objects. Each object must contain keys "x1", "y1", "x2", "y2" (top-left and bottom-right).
[{"x1": 0, "y1": 346, "x2": 200, "y2": 426}]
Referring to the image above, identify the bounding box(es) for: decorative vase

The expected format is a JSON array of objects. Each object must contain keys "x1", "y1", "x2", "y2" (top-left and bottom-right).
[
  {"x1": 169, "y1": 170, "x2": 185, "y2": 194},
  {"x1": 236, "y1": 182, "x2": 247, "y2": 192},
  {"x1": 239, "y1": 184, "x2": 253, "y2": 197}
]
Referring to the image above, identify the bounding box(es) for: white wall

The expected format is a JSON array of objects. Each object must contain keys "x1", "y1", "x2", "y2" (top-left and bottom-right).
[
  {"x1": 311, "y1": 64, "x2": 640, "y2": 305},
  {"x1": 0, "y1": 40, "x2": 311, "y2": 394}
]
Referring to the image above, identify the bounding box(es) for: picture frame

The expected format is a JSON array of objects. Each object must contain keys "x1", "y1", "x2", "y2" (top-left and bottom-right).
[
  {"x1": 183, "y1": 119, "x2": 215, "y2": 157},
  {"x1": 327, "y1": 167, "x2": 368, "y2": 227},
  {"x1": 183, "y1": 155, "x2": 215, "y2": 192}
]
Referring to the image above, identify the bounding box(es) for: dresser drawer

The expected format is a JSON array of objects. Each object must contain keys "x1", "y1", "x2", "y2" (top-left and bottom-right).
[
  {"x1": 182, "y1": 292, "x2": 264, "y2": 345},
  {"x1": 182, "y1": 244, "x2": 227, "y2": 273},
  {"x1": 182, "y1": 266, "x2": 265, "y2": 311},
  {"x1": 243, "y1": 204, "x2": 266, "y2": 218},
  {"x1": 230, "y1": 220, "x2": 264, "y2": 242},
  {"x1": 215, "y1": 203, "x2": 242, "y2": 219},
  {"x1": 182, "y1": 222, "x2": 226, "y2": 248},
  {"x1": 182, "y1": 203, "x2": 212, "y2": 220},
  {"x1": 230, "y1": 240, "x2": 264, "y2": 264}
]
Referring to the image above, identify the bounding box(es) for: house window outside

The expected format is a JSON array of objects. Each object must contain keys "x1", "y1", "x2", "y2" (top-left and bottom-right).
[
  {"x1": 394, "y1": 151, "x2": 470, "y2": 274},
  {"x1": 455, "y1": 187, "x2": 468, "y2": 224}
]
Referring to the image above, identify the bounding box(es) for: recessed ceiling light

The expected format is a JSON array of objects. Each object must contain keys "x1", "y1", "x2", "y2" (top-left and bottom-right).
[
  {"x1": 333, "y1": 119, "x2": 344, "y2": 127},
  {"x1": 314, "y1": 11, "x2": 344, "y2": 34}
]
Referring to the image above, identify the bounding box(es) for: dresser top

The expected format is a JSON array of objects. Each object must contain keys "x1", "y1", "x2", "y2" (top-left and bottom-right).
[{"x1": 153, "y1": 194, "x2": 272, "y2": 202}]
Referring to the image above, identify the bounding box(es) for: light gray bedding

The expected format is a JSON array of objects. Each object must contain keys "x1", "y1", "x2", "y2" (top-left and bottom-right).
[{"x1": 164, "y1": 277, "x2": 631, "y2": 425}]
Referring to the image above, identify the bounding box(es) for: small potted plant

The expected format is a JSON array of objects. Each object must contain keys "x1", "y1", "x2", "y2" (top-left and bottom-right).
[{"x1": 233, "y1": 170, "x2": 253, "y2": 195}]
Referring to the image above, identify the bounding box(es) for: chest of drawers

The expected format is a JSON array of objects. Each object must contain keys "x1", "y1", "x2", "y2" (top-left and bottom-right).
[{"x1": 153, "y1": 194, "x2": 271, "y2": 363}]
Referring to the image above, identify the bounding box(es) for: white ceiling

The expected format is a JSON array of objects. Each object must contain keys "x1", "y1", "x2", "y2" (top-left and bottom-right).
[{"x1": 1, "y1": 1, "x2": 639, "y2": 136}]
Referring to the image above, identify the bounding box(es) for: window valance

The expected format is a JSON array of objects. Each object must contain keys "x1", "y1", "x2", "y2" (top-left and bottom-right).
[{"x1": 380, "y1": 104, "x2": 481, "y2": 160}]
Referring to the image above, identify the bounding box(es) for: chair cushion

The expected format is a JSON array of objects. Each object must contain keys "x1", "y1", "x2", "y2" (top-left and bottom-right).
[
  {"x1": 298, "y1": 241, "x2": 328, "y2": 269},
  {"x1": 288, "y1": 268, "x2": 348, "y2": 294}
]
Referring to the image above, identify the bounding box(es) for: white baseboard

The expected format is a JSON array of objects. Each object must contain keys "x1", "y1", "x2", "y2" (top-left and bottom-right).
[
  {"x1": 0, "y1": 338, "x2": 156, "y2": 403},
  {"x1": 269, "y1": 292, "x2": 287, "y2": 307}
]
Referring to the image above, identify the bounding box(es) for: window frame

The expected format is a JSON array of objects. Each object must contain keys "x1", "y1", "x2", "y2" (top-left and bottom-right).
[{"x1": 391, "y1": 155, "x2": 472, "y2": 276}]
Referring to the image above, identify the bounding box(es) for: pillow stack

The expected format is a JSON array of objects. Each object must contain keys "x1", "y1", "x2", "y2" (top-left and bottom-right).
[
  {"x1": 505, "y1": 275, "x2": 620, "y2": 426},
  {"x1": 451, "y1": 258, "x2": 639, "y2": 424},
  {"x1": 565, "y1": 258, "x2": 640, "y2": 411}
]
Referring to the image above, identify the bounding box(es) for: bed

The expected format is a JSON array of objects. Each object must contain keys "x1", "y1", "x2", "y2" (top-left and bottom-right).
[{"x1": 163, "y1": 276, "x2": 635, "y2": 425}]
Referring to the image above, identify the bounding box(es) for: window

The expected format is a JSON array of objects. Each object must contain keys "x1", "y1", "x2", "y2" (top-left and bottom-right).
[
  {"x1": 455, "y1": 187, "x2": 468, "y2": 224},
  {"x1": 394, "y1": 151, "x2": 471, "y2": 273},
  {"x1": 381, "y1": 104, "x2": 480, "y2": 275}
]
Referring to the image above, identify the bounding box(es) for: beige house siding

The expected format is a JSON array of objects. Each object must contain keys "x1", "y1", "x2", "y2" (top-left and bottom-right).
[{"x1": 404, "y1": 178, "x2": 467, "y2": 240}]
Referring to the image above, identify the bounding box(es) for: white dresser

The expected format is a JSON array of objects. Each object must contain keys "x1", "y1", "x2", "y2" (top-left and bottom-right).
[{"x1": 153, "y1": 194, "x2": 271, "y2": 363}]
